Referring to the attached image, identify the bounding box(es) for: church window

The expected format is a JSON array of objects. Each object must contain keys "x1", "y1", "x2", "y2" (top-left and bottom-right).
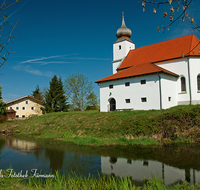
[
  {"x1": 141, "y1": 80, "x2": 146, "y2": 84},
  {"x1": 125, "y1": 82, "x2": 130, "y2": 86},
  {"x1": 141, "y1": 97, "x2": 147, "y2": 102},
  {"x1": 109, "y1": 84, "x2": 113, "y2": 89},
  {"x1": 181, "y1": 77, "x2": 186, "y2": 92},
  {"x1": 197, "y1": 74, "x2": 200, "y2": 91},
  {"x1": 125, "y1": 99, "x2": 130, "y2": 103},
  {"x1": 119, "y1": 45, "x2": 121, "y2": 50},
  {"x1": 168, "y1": 97, "x2": 171, "y2": 101}
]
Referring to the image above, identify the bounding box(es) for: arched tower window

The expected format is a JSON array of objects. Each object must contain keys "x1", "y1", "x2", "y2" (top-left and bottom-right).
[
  {"x1": 197, "y1": 74, "x2": 200, "y2": 91},
  {"x1": 181, "y1": 76, "x2": 186, "y2": 92}
]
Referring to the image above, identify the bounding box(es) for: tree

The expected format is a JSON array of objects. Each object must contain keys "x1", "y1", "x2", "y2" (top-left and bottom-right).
[
  {"x1": 0, "y1": 85, "x2": 6, "y2": 116},
  {"x1": 0, "y1": 0, "x2": 21, "y2": 70},
  {"x1": 0, "y1": 85, "x2": 2, "y2": 100},
  {"x1": 142, "y1": 0, "x2": 199, "y2": 33},
  {"x1": 64, "y1": 73, "x2": 98, "y2": 111},
  {"x1": 31, "y1": 85, "x2": 44, "y2": 101},
  {"x1": 86, "y1": 92, "x2": 98, "y2": 107},
  {"x1": 0, "y1": 100, "x2": 6, "y2": 115},
  {"x1": 44, "y1": 75, "x2": 68, "y2": 113}
]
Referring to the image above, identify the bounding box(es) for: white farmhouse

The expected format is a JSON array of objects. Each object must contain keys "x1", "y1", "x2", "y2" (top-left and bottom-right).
[{"x1": 95, "y1": 15, "x2": 200, "y2": 112}]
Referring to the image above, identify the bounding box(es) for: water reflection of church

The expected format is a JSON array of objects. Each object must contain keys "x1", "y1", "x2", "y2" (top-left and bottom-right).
[{"x1": 101, "y1": 157, "x2": 200, "y2": 185}]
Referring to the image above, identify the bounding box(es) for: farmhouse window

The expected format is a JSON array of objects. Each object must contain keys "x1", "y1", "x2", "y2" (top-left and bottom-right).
[
  {"x1": 125, "y1": 99, "x2": 130, "y2": 103},
  {"x1": 26, "y1": 101, "x2": 28, "y2": 104},
  {"x1": 31, "y1": 107, "x2": 34, "y2": 110},
  {"x1": 22, "y1": 107, "x2": 25, "y2": 110}
]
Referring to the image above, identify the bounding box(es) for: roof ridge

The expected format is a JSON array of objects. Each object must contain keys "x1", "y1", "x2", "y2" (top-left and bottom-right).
[
  {"x1": 6, "y1": 95, "x2": 44, "y2": 104},
  {"x1": 188, "y1": 34, "x2": 195, "y2": 56},
  {"x1": 129, "y1": 34, "x2": 195, "y2": 53},
  {"x1": 186, "y1": 34, "x2": 200, "y2": 56}
]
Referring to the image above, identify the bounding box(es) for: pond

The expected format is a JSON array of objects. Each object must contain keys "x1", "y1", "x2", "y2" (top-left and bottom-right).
[{"x1": 0, "y1": 135, "x2": 200, "y2": 186}]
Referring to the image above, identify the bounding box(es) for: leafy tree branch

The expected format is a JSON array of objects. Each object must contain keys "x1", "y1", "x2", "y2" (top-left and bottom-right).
[
  {"x1": 142, "y1": 0, "x2": 199, "y2": 32},
  {"x1": 0, "y1": 0, "x2": 20, "y2": 70}
]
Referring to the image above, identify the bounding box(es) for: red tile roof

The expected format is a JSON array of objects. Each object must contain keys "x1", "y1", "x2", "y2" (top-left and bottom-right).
[
  {"x1": 96, "y1": 63, "x2": 179, "y2": 83},
  {"x1": 7, "y1": 108, "x2": 16, "y2": 113},
  {"x1": 118, "y1": 34, "x2": 200, "y2": 70},
  {"x1": 96, "y1": 34, "x2": 200, "y2": 83}
]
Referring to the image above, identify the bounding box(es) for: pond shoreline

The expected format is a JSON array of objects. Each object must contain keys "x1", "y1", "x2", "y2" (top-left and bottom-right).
[
  {"x1": 1, "y1": 134, "x2": 200, "y2": 189},
  {"x1": 1, "y1": 105, "x2": 200, "y2": 147}
]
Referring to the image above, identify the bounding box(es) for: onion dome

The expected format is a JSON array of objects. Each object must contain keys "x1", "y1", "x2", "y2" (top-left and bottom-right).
[{"x1": 116, "y1": 12, "x2": 132, "y2": 42}]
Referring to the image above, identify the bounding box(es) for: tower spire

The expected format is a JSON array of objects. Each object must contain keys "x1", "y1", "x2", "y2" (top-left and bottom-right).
[{"x1": 116, "y1": 12, "x2": 132, "y2": 42}]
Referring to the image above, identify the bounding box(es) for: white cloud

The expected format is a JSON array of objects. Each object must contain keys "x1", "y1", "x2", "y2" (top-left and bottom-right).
[
  {"x1": 13, "y1": 65, "x2": 53, "y2": 77},
  {"x1": 20, "y1": 54, "x2": 79, "y2": 64},
  {"x1": 71, "y1": 57, "x2": 111, "y2": 61},
  {"x1": 32, "y1": 61, "x2": 77, "y2": 65}
]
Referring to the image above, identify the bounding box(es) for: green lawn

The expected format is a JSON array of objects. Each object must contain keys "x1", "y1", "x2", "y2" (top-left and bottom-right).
[{"x1": 1, "y1": 105, "x2": 200, "y2": 146}]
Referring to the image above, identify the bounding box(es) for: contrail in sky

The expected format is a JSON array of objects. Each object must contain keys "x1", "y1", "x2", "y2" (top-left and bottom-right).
[{"x1": 0, "y1": 0, "x2": 31, "y2": 26}]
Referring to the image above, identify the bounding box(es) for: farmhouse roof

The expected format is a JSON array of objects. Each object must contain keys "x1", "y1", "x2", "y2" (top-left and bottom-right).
[
  {"x1": 96, "y1": 34, "x2": 200, "y2": 83},
  {"x1": 6, "y1": 95, "x2": 44, "y2": 105}
]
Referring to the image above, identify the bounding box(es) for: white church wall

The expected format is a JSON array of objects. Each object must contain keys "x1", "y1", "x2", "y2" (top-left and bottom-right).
[
  {"x1": 188, "y1": 58, "x2": 200, "y2": 104},
  {"x1": 156, "y1": 59, "x2": 190, "y2": 104},
  {"x1": 113, "y1": 40, "x2": 135, "y2": 62},
  {"x1": 99, "y1": 74, "x2": 160, "y2": 112},
  {"x1": 112, "y1": 60, "x2": 122, "y2": 74},
  {"x1": 160, "y1": 73, "x2": 177, "y2": 109}
]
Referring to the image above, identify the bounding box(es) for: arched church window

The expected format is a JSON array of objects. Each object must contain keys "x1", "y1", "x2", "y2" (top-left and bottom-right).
[
  {"x1": 181, "y1": 76, "x2": 186, "y2": 92},
  {"x1": 197, "y1": 74, "x2": 200, "y2": 91}
]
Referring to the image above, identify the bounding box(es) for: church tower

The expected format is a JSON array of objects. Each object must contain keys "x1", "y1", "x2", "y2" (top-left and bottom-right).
[{"x1": 113, "y1": 13, "x2": 135, "y2": 74}]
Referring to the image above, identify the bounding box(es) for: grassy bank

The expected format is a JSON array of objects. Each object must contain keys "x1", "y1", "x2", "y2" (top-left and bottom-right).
[
  {"x1": 0, "y1": 170, "x2": 199, "y2": 190},
  {"x1": 1, "y1": 105, "x2": 200, "y2": 146}
]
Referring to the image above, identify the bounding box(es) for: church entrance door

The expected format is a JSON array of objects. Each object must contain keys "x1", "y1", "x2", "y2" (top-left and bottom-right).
[{"x1": 110, "y1": 98, "x2": 116, "y2": 111}]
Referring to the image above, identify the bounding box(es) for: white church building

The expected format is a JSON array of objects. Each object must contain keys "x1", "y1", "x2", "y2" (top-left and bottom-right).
[{"x1": 95, "y1": 15, "x2": 200, "y2": 112}]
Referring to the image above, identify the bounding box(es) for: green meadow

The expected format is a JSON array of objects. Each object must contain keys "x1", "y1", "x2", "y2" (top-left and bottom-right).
[{"x1": 1, "y1": 105, "x2": 200, "y2": 146}]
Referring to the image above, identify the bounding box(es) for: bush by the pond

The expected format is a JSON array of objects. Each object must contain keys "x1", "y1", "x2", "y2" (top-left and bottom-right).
[{"x1": 0, "y1": 114, "x2": 7, "y2": 124}]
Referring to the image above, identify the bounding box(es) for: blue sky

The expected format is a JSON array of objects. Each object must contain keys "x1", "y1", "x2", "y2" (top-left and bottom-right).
[{"x1": 1, "y1": 0, "x2": 200, "y2": 102}]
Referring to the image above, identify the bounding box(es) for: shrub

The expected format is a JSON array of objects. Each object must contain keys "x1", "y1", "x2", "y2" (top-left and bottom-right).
[{"x1": 0, "y1": 115, "x2": 7, "y2": 123}]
